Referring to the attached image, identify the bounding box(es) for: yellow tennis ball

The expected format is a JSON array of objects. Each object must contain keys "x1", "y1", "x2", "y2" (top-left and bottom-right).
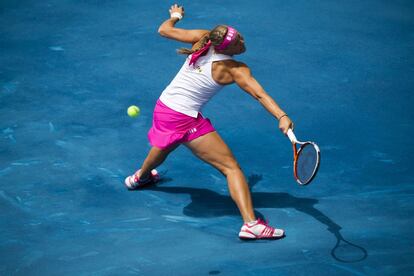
[{"x1": 127, "y1": 105, "x2": 140, "y2": 118}]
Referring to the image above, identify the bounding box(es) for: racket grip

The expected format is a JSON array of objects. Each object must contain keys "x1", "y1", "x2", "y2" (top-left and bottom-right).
[{"x1": 287, "y1": 128, "x2": 298, "y2": 143}]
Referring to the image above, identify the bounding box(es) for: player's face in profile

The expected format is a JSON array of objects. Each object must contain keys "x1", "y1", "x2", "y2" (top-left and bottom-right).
[{"x1": 231, "y1": 33, "x2": 246, "y2": 54}]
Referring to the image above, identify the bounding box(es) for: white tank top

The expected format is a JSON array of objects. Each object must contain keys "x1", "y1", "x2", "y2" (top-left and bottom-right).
[{"x1": 159, "y1": 47, "x2": 233, "y2": 118}]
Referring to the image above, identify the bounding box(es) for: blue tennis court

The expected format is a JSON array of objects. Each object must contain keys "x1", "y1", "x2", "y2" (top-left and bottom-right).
[{"x1": 1, "y1": 0, "x2": 413, "y2": 275}]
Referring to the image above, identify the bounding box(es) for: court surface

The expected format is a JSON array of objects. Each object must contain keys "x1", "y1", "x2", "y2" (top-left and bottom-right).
[{"x1": 1, "y1": 0, "x2": 413, "y2": 275}]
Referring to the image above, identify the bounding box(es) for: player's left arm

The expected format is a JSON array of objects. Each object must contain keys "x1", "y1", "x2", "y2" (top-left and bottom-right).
[
  {"x1": 229, "y1": 61, "x2": 293, "y2": 133},
  {"x1": 158, "y1": 4, "x2": 209, "y2": 44}
]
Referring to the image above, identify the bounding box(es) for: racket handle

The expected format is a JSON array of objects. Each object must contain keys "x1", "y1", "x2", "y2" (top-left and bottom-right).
[{"x1": 287, "y1": 128, "x2": 298, "y2": 143}]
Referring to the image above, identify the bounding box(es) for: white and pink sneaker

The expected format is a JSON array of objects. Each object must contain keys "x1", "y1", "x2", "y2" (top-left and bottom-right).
[
  {"x1": 124, "y1": 169, "x2": 160, "y2": 190},
  {"x1": 239, "y1": 218, "x2": 285, "y2": 240}
]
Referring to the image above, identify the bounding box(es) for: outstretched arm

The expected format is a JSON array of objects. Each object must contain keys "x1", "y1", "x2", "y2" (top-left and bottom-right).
[
  {"x1": 158, "y1": 4, "x2": 209, "y2": 44},
  {"x1": 229, "y1": 61, "x2": 293, "y2": 134}
]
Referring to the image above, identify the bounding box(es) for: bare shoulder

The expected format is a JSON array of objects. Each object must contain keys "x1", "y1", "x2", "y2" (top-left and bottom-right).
[
  {"x1": 222, "y1": 60, "x2": 246, "y2": 68},
  {"x1": 224, "y1": 60, "x2": 252, "y2": 80},
  {"x1": 212, "y1": 60, "x2": 250, "y2": 85},
  {"x1": 215, "y1": 60, "x2": 249, "y2": 71}
]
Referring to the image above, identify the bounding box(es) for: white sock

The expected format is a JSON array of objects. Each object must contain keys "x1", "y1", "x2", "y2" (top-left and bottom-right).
[{"x1": 247, "y1": 220, "x2": 258, "y2": 227}]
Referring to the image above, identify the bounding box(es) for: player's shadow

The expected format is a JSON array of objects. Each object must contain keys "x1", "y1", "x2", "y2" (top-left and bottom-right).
[{"x1": 145, "y1": 173, "x2": 368, "y2": 263}]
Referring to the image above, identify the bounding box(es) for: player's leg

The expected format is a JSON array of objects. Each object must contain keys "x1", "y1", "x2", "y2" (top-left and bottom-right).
[
  {"x1": 125, "y1": 144, "x2": 178, "y2": 189},
  {"x1": 184, "y1": 131, "x2": 256, "y2": 222},
  {"x1": 184, "y1": 131, "x2": 285, "y2": 239},
  {"x1": 138, "y1": 144, "x2": 179, "y2": 179}
]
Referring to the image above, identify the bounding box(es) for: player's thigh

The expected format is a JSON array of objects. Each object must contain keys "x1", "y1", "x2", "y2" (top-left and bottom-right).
[{"x1": 184, "y1": 131, "x2": 239, "y2": 174}]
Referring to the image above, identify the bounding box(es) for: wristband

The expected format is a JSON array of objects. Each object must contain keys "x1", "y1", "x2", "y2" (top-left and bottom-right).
[
  {"x1": 278, "y1": 114, "x2": 288, "y2": 120},
  {"x1": 170, "y1": 12, "x2": 183, "y2": 20}
]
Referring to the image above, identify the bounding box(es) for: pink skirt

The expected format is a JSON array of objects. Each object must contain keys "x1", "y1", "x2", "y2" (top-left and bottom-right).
[{"x1": 147, "y1": 100, "x2": 215, "y2": 149}]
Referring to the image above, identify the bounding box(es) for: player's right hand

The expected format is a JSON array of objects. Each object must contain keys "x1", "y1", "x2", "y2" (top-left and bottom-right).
[{"x1": 279, "y1": 116, "x2": 293, "y2": 135}]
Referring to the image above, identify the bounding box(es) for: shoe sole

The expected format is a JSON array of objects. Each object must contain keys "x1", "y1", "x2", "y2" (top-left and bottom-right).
[
  {"x1": 239, "y1": 234, "x2": 286, "y2": 241},
  {"x1": 125, "y1": 178, "x2": 160, "y2": 190}
]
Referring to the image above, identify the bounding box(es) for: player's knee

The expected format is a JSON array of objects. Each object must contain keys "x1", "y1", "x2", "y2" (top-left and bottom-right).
[{"x1": 220, "y1": 158, "x2": 241, "y2": 177}]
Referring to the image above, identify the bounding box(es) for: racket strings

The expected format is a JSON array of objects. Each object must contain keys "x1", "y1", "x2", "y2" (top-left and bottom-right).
[{"x1": 296, "y1": 143, "x2": 319, "y2": 184}]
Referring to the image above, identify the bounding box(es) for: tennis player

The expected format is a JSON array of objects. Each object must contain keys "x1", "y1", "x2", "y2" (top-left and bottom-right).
[{"x1": 125, "y1": 4, "x2": 293, "y2": 240}]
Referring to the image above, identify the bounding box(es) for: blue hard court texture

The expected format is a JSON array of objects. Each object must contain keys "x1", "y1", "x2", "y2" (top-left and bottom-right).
[{"x1": 1, "y1": 0, "x2": 413, "y2": 275}]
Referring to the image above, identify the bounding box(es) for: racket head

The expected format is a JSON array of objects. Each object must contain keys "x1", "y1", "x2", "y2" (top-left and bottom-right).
[{"x1": 293, "y1": 141, "x2": 321, "y2": 185}]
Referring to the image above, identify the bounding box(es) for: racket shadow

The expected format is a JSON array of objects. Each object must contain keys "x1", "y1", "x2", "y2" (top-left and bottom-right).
[{"x1": 145, "y1": 174, "x2": 368, "y2": 263}]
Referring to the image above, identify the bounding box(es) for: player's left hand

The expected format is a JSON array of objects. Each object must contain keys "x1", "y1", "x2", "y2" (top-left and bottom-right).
[{"x1": 169, "y1": 4, "x2": 184, "y2": 18}]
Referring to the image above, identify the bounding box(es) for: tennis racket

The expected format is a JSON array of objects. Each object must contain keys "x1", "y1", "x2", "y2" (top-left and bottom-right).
[{"x1": 286, "y1": 129, "x2": 320, "y2": 185}]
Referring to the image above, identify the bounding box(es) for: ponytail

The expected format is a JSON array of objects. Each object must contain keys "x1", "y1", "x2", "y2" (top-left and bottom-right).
[
  {"x1": 177, "y1": 34, "x2": 210, "y2": 55},
  {"x1": 177, "y1": 25, "x2": 228, "y2": 56}
]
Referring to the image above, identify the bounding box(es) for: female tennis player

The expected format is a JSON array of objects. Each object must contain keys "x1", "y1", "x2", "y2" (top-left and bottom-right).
[{"x1": 125, "y1": 4, "x2": 293, "y2": 240}]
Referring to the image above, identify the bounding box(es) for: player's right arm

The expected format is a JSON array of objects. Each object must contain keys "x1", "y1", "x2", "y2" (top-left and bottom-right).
[
  {"x1": 158, "y1": 4, "x2": 209, "y2": 44},
  {"x1": 228, "y1": 61, "x2": 293, "y2": 134}
]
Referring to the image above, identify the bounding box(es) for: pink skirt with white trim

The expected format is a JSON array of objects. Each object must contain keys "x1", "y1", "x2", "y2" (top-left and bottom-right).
[{"x1": 147, "y1": 100, "x2": 215, "y2": 149}]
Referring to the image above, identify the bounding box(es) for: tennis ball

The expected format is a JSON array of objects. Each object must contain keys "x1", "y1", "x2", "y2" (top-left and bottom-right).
[{"x1": 127, "y1": 105, "x2": 140, "y2": 118}]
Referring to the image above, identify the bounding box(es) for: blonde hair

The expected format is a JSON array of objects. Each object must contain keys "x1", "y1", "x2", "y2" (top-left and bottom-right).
[{"x1": 177, "y1": 25, "x2": 229, "y2": 55}]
